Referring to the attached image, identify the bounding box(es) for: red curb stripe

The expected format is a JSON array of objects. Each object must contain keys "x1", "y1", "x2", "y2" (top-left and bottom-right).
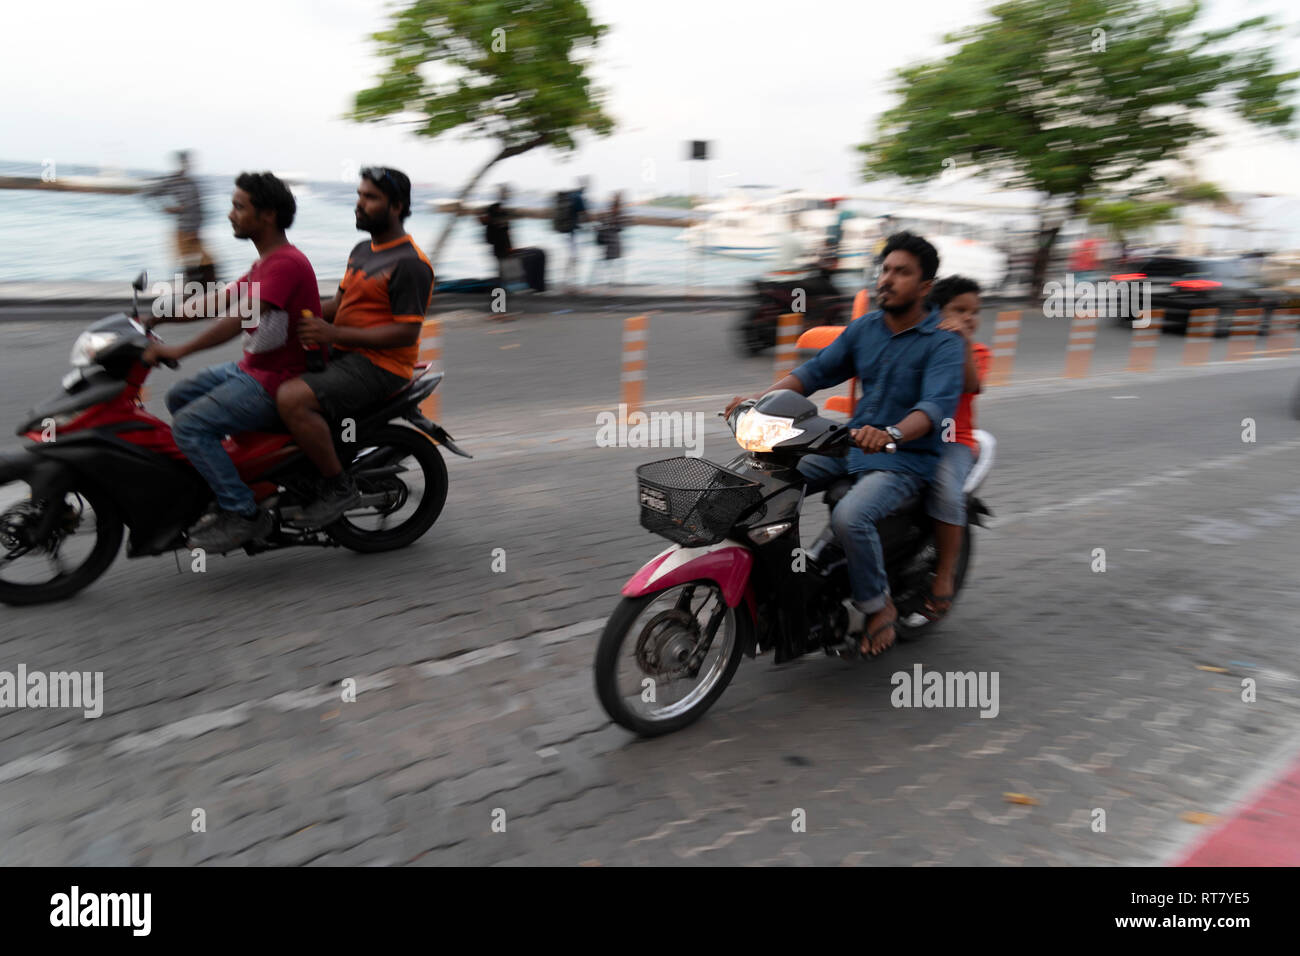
[{"x1": 1176, "y1": 755, "x2": 1300, "y2": 866}]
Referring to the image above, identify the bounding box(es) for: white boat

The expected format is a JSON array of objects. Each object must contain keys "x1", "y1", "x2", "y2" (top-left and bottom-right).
[
  {"x1": 680, "y1": 188, "x2": 1011, "y2": 289},
  {"x1": 680, "y1": 188, "x2": 837, "y2": 259}
]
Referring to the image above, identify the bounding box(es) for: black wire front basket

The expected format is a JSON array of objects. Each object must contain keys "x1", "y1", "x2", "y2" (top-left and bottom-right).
[{"x1": 636, "y1": 457, "x2": 763, "y2": 548}]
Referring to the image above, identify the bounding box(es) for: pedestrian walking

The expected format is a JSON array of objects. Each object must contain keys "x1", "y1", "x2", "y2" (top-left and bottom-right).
[
  {"x1": 552, "y1": 177, "x2": 589, "y2": 291},
  {"x1": 590, "y1": 192, "x2": 626, "y2": 288}
]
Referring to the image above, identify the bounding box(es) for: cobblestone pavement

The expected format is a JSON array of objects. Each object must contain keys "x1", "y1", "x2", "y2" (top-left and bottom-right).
[{"x1": 1, "y1": 304, "x2": 1298, "y2": 865}]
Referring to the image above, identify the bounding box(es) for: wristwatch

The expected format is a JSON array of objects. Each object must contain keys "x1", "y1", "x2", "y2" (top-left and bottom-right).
[{"x1": 884, "y1": 425, "x2": 904, "y2": 442}]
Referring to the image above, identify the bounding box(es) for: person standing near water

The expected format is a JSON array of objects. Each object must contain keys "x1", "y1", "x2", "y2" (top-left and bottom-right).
[
  {"x1": 142, "y1": 149, "x2": 216, "y2": 286},
  {"x1": 590, "y1": 192, "x2": 626, "y2": 287},
  {"x1": 479, "y1": 184, "x2": 514, "y2": 286}
]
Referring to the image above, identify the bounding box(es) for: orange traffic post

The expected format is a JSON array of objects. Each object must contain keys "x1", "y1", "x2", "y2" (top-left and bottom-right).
[
  {"x1": 418, "y1": 317, "x2": 442, "y2": 420},
  {"x1": 620, "y1": 314, "x2": 647, "y2": 423},
  {"x1": 987, "y1": 310, "x2": 1021, "y2": 387},
  {"x1": 774, "y1": 312, "x2": 802, "y2": 381},
  {"x1": 1126, "y1": 308, "x2": 1163, "y2": 373},
  {"x1": 1267, "y1": 308, "x2": 1298, "y2": 354},
  {"x1": 1225, "y1": 309, "x2": 1262, "y2": 361},
  {"x1": 1181, "y1": 309, "x2": 1217, "y2": 366},
  {"x1": 1063, "y1": 308, "x2": 1097, "y2": 379}
]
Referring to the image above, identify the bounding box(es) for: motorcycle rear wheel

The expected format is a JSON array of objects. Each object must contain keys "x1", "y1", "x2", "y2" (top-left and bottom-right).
[
  {"x1": 594, "y1": 581, "x2": 748, "y2": 737},
  {"x1": 895, "y1": 521, "x2": 973, "y2": 639},
  {"x1": 0, "y1": 478, "x2": 123, "y2": 606},
  {"x1": 324, "y1": 425, "x2": 448, "y2": 553}
]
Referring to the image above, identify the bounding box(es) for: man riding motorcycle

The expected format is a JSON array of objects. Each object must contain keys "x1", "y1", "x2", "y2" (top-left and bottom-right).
[
  {"x1": 726, "y1": 231, "x2": 965, "y2": 657},
  {"x1": 275, "y1": 167, "x2": 435, "y2": 528},
  {"x1": 143, "y1": 171, "x2": 321, "y2": 551}
]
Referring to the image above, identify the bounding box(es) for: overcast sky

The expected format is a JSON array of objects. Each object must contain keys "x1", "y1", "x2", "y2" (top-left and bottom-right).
[{"x1": 3, "y1": 0, "x2": 1297, "y2": 197}]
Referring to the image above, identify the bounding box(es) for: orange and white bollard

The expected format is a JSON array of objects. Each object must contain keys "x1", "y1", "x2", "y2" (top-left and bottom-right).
[
  {"x1": 620, "y1": 314, "x2": 647, "y2": 423},
  {"x1": 1126, "y1": 308, "x2": 1163, "y2": 373},
  {"x1": 987, "y1": 310, "x2": 1021, "y2": 387},
  {"x1": 1063, "y1": 308, "x2": 1097, "y2": 379},
  {"x1": 1266, "y1": 308, "x2": 1298, "y2": 354},
  {"x1": 774, "y1": 312, "x2": 802, "y2": 381},
  {"x1": 1225, "y1": 309, "x2": 1262, "y2": 361},
  {"x1": 1181, "y1": 309, "x2": 1217, "y2": 366},
  {"x1": 418, "y1": 317, "x2": 442, "y2": 420}
]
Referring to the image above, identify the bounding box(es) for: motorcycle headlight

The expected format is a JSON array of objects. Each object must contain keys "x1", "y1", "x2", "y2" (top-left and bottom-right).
[
  {"x1": 70, "y1": 331, "x2": 119, "y2": 368},
  {"x1": 734, "y1": 408, "x2": 804, "y2": 453}
]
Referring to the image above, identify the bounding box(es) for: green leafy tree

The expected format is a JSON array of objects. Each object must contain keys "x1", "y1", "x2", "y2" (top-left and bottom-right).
[
  {"x1": 1082, "y1": 172, "x2": 1232, "y2": 248},
  {"x1": 351, "y1": 0, "x2": 614, "y2": 265},
  {"x1": 858, "y1": 0, "x2": 1297, "y2": 289}
]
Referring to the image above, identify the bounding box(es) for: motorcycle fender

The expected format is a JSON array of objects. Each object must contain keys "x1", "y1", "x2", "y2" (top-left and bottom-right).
[
  {"x1": 0, "y1": 449, "x2": 37, "y2": 485},
  {"x1": 621, "y1": 540, "x2": 753, "y2": 607}
]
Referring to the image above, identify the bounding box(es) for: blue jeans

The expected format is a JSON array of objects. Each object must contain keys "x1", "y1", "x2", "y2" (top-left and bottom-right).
[
  {"x1": 165, "y1": 362, "x2": 280, "y2": 515},
  {"x1": 926, "y1": 442, "x2": 974, "y2": 526},
  {"x1": 798, "y1": 455, "x2": 925, "y2": 612}
]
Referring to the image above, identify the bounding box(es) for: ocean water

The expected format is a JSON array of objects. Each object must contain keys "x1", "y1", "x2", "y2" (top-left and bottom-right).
[{"x1": 0, "y1": 162, "x2": 764, "y2": 290}]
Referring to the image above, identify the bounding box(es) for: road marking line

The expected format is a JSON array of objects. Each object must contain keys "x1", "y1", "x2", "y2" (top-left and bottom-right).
[{"x1": 0, "y1": 618, "x2": 607, "y2": 783}]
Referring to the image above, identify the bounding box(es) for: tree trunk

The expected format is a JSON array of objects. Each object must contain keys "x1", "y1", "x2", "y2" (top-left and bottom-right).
[
  {"x1": 428, "y1": 134, "x2": 550, "y2": 270},
  {"x1": 1029, "y1": 220, "x2": 1061, "y2": 295}
]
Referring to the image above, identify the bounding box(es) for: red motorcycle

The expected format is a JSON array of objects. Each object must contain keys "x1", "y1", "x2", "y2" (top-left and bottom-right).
[{"x1": 0, "y1": 273, "x2": 470, "y2": 606}]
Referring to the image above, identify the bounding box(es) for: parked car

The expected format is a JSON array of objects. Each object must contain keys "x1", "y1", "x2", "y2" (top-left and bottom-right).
[{"x1": 1108, "y1": 256, "x2": 1282, "y2": 335}]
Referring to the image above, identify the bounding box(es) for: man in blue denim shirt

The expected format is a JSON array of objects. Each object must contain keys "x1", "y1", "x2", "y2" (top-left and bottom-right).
[{"x1": 726, "y1": 232, "x2": 964, "y2": 657}]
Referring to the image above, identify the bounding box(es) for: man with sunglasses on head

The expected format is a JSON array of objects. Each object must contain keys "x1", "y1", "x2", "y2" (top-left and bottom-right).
[{"x1": 276, "y1": 167, "x2": 434, "y2": 528}]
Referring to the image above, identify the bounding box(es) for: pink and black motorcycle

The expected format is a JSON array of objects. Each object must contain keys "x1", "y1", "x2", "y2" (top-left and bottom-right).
[{"x1": 593, "y1": 389, "x2": 995, "y2": 737}]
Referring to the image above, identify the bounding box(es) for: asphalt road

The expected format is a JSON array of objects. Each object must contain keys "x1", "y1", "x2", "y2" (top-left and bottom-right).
[{"x1": 0, "y1": 299, "x2": 1298, "y2": 865}]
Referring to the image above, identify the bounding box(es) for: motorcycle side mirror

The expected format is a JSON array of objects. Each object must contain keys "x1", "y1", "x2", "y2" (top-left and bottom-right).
[{"x1": 130, "y1": 272, "x2": 147, "y2": 318}]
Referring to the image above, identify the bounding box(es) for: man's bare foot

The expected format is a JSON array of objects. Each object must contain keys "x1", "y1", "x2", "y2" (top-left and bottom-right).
[{"x1": 862, "y1": 602, "x2": 898, "y2": 656}]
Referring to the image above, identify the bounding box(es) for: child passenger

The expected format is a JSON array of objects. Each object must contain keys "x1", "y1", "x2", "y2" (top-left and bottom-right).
[{"x1": 924, "y1": 276, "x2": 990, "y2": 621}]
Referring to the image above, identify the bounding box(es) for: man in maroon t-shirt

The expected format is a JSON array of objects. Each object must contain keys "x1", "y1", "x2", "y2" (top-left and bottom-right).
[{"x1": 144, "y1": 171, "x2": 321, "y2": 551}]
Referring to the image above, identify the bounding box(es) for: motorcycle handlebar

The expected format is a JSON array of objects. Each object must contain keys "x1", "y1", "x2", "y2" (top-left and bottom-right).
[{"x1": 826, "y1": 424, "x2": 896, "y2": 455}]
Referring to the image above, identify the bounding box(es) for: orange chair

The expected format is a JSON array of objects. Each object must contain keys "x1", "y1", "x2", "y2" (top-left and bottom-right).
[
  {"x1": 795, "y1": 324, "x2": 856, "y2": 415},
  {"x1": 794, "y1": 288, "x2": 868, "y2": 415}
]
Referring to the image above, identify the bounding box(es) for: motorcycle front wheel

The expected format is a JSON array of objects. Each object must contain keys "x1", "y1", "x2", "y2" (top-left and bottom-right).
[
  {"x1": 594, "y1": 580, "x2": 749, "y2": 737},
  {"x1": 0, "y1": 477, "x2": 123, "y2": 606}
]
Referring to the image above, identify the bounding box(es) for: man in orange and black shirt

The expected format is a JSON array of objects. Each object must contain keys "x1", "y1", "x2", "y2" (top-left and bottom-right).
[{"x1": 277, "y1": 167, "x2": 434, "y2": 527}]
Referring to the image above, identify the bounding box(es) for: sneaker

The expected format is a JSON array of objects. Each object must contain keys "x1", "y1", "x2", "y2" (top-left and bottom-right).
[
  {"x1": 292, "y1": 473, "x2": 362, "y2": 528},
  {"x1": 188, "y1": 502, "x2": 222, "y2": 532},
  {"x1": 187, "y1": 508, "x2": 273, "y2": 552}
]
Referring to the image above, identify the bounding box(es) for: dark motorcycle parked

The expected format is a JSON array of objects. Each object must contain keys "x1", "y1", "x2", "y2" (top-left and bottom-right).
[
  {"x1": 733, "y1": 265, "x2": 853, "y2": 356},
  {"x1": 594, "y1": 389, "x2": 996, "y2": 737}
]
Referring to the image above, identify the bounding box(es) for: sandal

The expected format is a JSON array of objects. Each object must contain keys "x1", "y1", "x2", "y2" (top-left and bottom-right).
[{"x1": 863, "y1": 614, "x2": 898, "y2": 656}]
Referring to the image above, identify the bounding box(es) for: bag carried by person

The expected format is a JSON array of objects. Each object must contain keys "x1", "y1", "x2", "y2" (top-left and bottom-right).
[{"x1": 553, "y1": 191, "x2": 577, "y2": 234}]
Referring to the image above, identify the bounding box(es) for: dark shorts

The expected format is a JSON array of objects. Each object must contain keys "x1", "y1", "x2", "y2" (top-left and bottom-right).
[{"x1": 297, "y1": 350, "x2": 408, "y2": 422}]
